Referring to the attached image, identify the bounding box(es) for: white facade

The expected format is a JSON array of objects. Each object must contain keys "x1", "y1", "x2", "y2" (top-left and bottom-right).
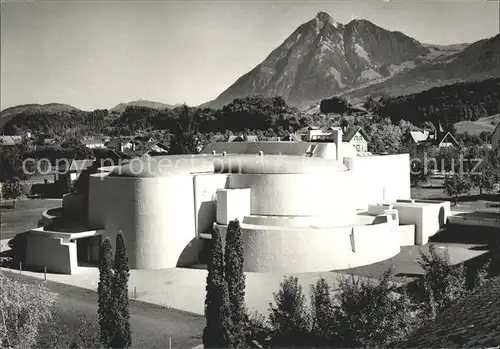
[{"x1": 26, "y1": 141, "x2": 450, "y2": 274}]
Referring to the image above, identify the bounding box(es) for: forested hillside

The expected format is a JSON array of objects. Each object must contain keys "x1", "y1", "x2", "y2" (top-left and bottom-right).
[{"x1": 368, "y1": 78, "x2": 500, "y2": 126}]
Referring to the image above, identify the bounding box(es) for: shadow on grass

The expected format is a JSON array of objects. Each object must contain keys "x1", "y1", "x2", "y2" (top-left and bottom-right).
[
  {"x1": 429, "y1": 225, "x2": 500, "y2": 245},
  {"x1": 0, "y1": 231, "x2": 28, "y2": 269},
  {"x1": 0, "y1": 203, "x2": 16, "y2": 210}
]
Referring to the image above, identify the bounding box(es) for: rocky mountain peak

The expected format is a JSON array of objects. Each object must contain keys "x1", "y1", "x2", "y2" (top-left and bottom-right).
[
  {"x1": 315, "y1": 11, "x2": 340, "y2": 29},
  {"x1": 202, "y1": 12, "x2": 463, "y2": 109}
]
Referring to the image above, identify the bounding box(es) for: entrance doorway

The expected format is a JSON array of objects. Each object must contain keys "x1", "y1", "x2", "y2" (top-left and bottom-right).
[{"x1": 77, "y1": 235, "x2": 102, "y2": 267}]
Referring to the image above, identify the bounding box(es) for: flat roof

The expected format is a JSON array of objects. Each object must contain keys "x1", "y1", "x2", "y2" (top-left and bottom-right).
[{"x1": 108, "y1": 154, "x2": 347, "y2": 178}]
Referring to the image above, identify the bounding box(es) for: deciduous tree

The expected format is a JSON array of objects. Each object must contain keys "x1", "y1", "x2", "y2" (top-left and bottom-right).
[
  {"x1": 2, "y1": 177, "x2": 23, "y2": 208},
  {"x1": 268, "y1": 276, "x2": 311, "y2": 347},
  {"x1": 443, "y1": 172, "x2": 472, "y2": 205}
]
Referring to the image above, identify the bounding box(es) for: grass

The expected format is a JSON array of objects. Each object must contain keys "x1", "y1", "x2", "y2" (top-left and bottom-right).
[
  {"x1": 454, "y1": 113, "x2": 500, "y2": 136},
  {"x1": 0, "y1": 198, "x2": 62, "y2": 240},
  {"x1": 411, "y1": 186, "x2": 500, "y2": 213}
]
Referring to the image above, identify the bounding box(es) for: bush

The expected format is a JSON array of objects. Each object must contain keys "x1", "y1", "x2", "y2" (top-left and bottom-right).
[
  {"x1": 0, "y1": 272, "x2": 57, "y2": 348},
  {"x1": 443, "y1": 172, "x2": 472, "y2": 205},
  {"x1": 35, "y1": 313, "x2": 101, "y2": 349},
  {"x1": 415, "y1": 245, "x2": 469, "y2": 316},
  {"x1": 244, "y1": 311, "x2": 271, "y2": 348},
  {"x1": 2, "y1": 177, "x2": 23, "y2": 206},
  {"x1": 333, "y1": 269, "x2": 420, "y2": 347},
  {"x1": 310, "y1": 278, "x2": 336, "y2": 346},
  {"x1": 268, "y1": 276, "x2": 311, "y2": 347}
]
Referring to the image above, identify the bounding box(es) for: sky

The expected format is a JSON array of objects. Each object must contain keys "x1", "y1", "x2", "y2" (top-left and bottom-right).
[{"x1": 1, "y1": 0, "x2": 499, "y2": 111}]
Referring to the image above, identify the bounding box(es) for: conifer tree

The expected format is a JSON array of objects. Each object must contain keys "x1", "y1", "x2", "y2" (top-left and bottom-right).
[
  {"x1": 111, "y1": 232, "x2": 132, "y2": 348},
  {"x1": 97, "y1": 238, "x2": 114, "y2": 347},
  {"x1": 203, "y1": 228, "x2": 233, "y2": 348},
  {"x1": 224, "y1": 219, "x2": 246, "y2": 347}
]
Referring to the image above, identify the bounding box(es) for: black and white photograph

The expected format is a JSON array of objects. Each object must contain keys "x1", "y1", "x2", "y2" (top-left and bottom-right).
[{"x1": 1, "y1": 0, "x2": 499, "y2": 348}]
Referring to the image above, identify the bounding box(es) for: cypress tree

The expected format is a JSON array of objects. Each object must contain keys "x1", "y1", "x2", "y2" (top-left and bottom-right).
[
  {"x1": 203, "y1": 228, "x2": 233, "y2": 348},
  {"x1": 98, "y1": 238, "x2": 114, "y2": 347},
  {"x1": 224, "y1": 219, "x2": 246, "y2": 347},
  {"x1": 111, "y1": 232, "x2": 132, "y2": 348}
]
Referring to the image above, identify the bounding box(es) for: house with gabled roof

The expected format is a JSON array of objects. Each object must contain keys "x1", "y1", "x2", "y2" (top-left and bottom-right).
[
  {"x1": 342, "y1": 126, "x2": 370, "y2": 153},
  {"x1": 407, "y1": 122, "x2": 460, "y2": 155},
  {"x1": 0, "y1": 135, "x2": 23, "y2": 146}
]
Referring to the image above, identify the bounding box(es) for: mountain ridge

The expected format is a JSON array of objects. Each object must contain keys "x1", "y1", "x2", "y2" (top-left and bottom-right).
[{"x1": 201, "y1": 12, "x2": 496, "y2": 109}]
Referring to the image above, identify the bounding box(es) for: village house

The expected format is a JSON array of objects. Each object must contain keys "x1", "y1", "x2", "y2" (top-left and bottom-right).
[
  {"x1": 82, "y1": 138, "x2": 106, "y2": 149},
  {"x1": 407, "y1": 122, "x2": 460, "y2": 155},
  {"x1": 303, "y1": 126, "x2": 370, "y2": 154},
  {"x1": 55, "y1": 159, "x2": 95, "y2": 181},
  {"x1": 105, "y1": 137, "x2": 135, "y2": 152},
  {"x1": 228, "y1": 134, "x2": 259, "y2": 142},
  {"x1": 341, "y1": 126, "x2": 370, "y2": 153},
  {"x1": 0, "y1": 135, "x2": 23, "y2": 146}
]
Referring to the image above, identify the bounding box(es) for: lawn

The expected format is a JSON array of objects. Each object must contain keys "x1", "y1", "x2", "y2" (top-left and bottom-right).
[
  {"x1": 0, "y1": 198, "x2": 62, "y2": 240},
  {"x1": 411, "y1": 185, "x2": 500, "y2": 213}
]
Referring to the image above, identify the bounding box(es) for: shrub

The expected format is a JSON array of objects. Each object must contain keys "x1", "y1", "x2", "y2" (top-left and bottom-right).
[
  {"x1": 443, "y1": 172, "x2": 472, "y2": 205},
  {"x1": 0, "y1": 272, "x2": 57, "y2": 348},
  {"x1": 35, "y1": 313, "x2": 101, "y2": 349},
  {"x1": 310, "y1": 277, "x2": 336, "y2": 346},
  {"x1": 333, "y1": 269, "x2": 421, "y2": 347},
  {"x1": 2, "y1": 177, "x2": 23, "y2": 207},
  {"x1": 416, "y1": 244, "x2": 468, "y2": 316},
  {"x1": 268, "y1": 276, "x2": 311, "y2": 347},
  {"x1": 244, "y1": 311, "x2": 271, "y2": 348}
]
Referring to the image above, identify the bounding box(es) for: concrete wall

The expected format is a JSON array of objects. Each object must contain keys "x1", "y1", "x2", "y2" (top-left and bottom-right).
[
  {"x1": 227, "y1": 172, "x2": 356, "y2": 225},
  {"x1": 214, "y1": 219, "x2": 400, "y2": 273},
  {"x1": 100, "y1": 175, "x2": 197, "y2": 269},
  {"x1": 62, "y1": 193, "x2": 85, "y2": 218},
  {"x1": 393, "y1": 203, "x2": 441, "y2": 245},
  {"x1": 88, "y1": 173, "x2": 108, "y2": 229},
  {"x1": 25, "y1": 234, "x2": 77, "y2": 274},
  {"x1": 344, "y1": 154, "x2": 411, "y2": 210},
  {"x1": 216, "y1": 188, "x2": 251, "y2": 225},
  {"x1": 399, "y1": 225, "x2": 416, "y2": 246},
  {"x1": 193, "y1": 173, "x2": 228, "y2": 235}
]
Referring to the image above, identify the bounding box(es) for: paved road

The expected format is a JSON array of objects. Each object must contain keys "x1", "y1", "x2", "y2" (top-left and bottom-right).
[{"x1": 4, "y1": 271, "x2": 205, "y2": 348}]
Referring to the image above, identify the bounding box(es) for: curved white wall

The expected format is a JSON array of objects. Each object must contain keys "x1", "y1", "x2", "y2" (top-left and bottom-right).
[
  {"x1": 95, "y1": 175, "x2": 197, "y2": 269},
  {"x1": 227, "y1": 172, "x2": 356, "y2": 225},
  {"x1": 215, "y1": 221, "x2": 400, "y2": 273}
]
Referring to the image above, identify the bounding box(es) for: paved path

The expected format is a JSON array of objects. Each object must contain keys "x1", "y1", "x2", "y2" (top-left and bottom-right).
[
  {"x1": 4, "y1": 266, "x2": 357, "y2": 316},
  {"x1": 2, "y1": 271, "x2": 204, "y2": 348}
]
